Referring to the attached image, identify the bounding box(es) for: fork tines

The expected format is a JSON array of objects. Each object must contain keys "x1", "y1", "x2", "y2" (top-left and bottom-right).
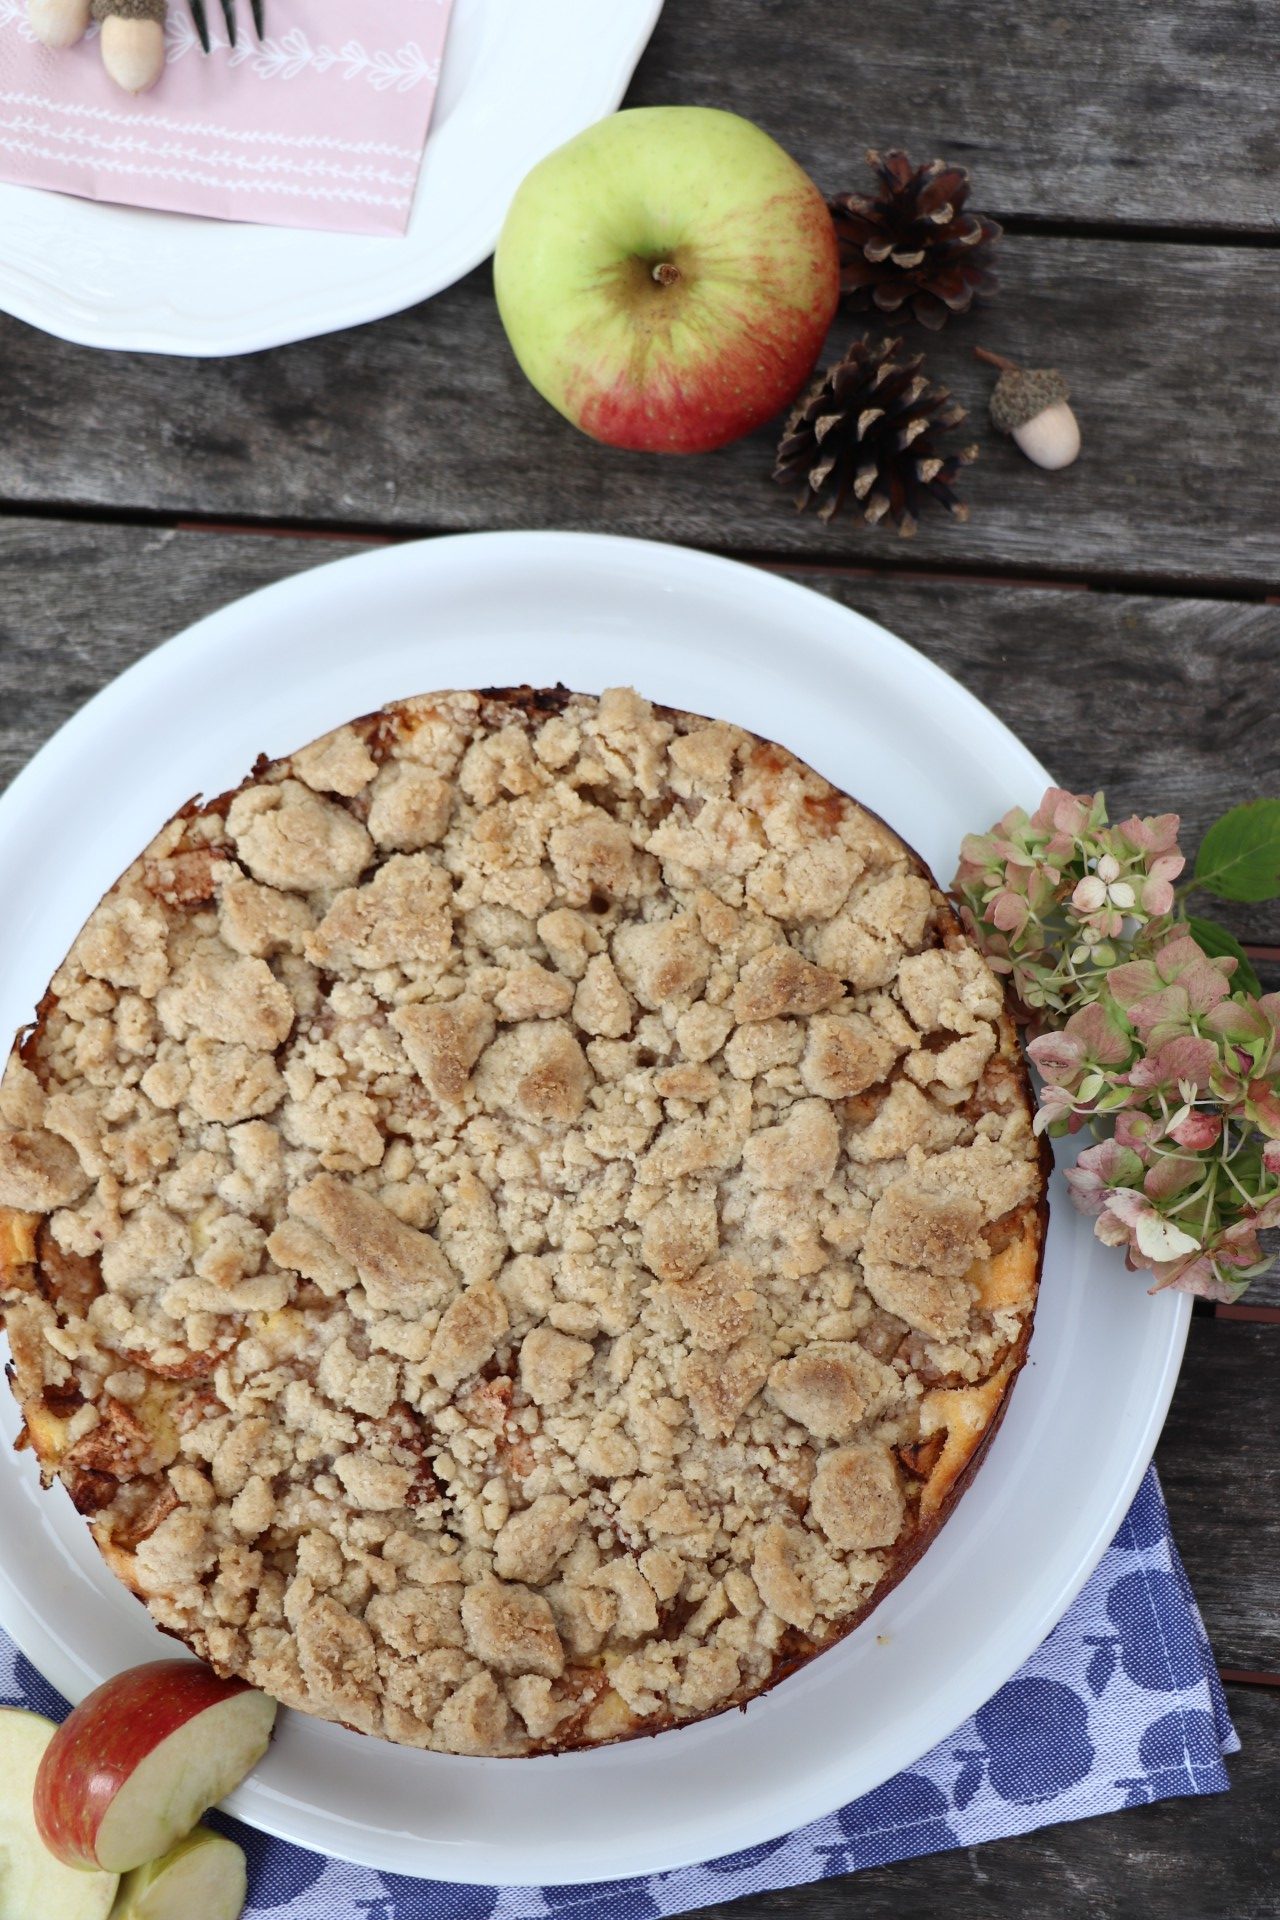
[{"x1": 188, "y1": 0, "x2": 263, "y2": 51}]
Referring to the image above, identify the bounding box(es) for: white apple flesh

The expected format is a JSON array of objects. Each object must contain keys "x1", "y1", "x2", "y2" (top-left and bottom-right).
[
  {"x1": 33, "y1": 1661, "x2": 276, "y2": 1874},
  {"x1": 495, "y1": 106, "x2": 839, "y2": 454},
  {"x1": 112, "y1": 1826, "x2": 247, "y2": 1920},
  {"x1": 0, "y1": 1708, "x2": 118, "y2": 1920}
]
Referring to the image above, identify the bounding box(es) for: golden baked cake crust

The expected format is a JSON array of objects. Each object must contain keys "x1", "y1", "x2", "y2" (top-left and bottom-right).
[{"x1": 0, "y1": 686, "x2": 1046, "y2": 1755}]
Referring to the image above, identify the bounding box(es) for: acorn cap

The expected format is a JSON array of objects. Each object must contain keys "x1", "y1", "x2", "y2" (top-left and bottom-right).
[
  {"x1": 989, "y1": 367, "x2": 1069, "y2": 435},
  {"x1": 91, "y1": 0, "x2": 166, "y2": 19}
]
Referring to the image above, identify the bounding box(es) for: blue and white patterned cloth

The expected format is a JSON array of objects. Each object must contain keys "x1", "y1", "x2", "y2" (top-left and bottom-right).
[{"x1": 2, "y1": 1469, "x2": 1236, "y2": 1919}]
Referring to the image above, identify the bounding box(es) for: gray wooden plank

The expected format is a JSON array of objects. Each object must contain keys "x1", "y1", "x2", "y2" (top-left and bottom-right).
[
  {"x1": 1, "y1": 233, "x2": 1279, "y2": 589},
  {"x1": 1158, "y1": 1317, "x2": 1280, "y2": 1673},
  {"x1": 1232, "y1": 1276, "x2": 1280, "y2": 1308},
  {"x1": 7, "y1": 520, "x2": 1272, "y2": 927},
  {"x1": 814, "y1": 570, "x2": 1280, "y2": 948},
  {"x1": 630, "y1": 0, "x2": 1280, "y2": 233},
  {"x1": 674, "y1": 1685, "x2": 1277, "y2": 1920}
]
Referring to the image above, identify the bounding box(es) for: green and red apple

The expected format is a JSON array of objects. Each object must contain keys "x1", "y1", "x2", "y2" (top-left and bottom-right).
[{"x1": 495, "y1": 107, "x2": 838, "y2": 453}]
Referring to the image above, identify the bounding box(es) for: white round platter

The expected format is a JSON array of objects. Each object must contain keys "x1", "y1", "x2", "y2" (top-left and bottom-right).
[
  {"x1": 0, "y1": 0, "x2": 664, "y2": 355},
  {"x1": 0, "y1": 531, "x2": 1190, "y2": 1881}
]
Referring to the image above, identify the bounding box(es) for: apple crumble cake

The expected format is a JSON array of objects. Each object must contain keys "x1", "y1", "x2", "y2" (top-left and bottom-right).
[{"x1": 0, "y1": 686, "x2": 1046, "y2": 1756}]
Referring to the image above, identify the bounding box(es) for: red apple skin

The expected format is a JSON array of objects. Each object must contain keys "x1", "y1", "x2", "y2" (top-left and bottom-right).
[
  {"x1": 574, "y1": 188, "x2": 838, "y2": 456},
  {"x1": 33, "y1": 1661, "x2": 255, "y2": 1871}
]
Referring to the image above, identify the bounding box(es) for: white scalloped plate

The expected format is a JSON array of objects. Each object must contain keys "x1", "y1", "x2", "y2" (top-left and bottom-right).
[
  {"x1": 0, "y1": 534, "x2": 1190, "y2": 1881},
  {"x1": 0, "y1": 0, "x2": 663, "y2": 354}
]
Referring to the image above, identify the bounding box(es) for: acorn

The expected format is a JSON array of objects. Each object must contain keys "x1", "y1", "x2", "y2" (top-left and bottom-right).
[
  {"x1": 27, "y1": 0, "x2": 92, "y2": 47},
  {"x1": 91, "y1": 0, "x2": 167, "y2": 94},
  {"x1": 975, "y1": 348, "x2": 1081, "y2": 470}
]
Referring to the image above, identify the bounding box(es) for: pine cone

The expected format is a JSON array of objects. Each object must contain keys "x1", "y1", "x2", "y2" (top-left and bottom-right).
[
  {"x1": 829, "y1": 150, "x2": 1001, "y2": 331},
  {"x1": 773, "y1": 337, "x2": 978, "y2": 536}
]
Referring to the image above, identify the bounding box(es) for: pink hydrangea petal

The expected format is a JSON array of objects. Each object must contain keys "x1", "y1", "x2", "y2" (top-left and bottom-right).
[
  {"x1": 1248, "y1": 1080, "x2": 1280, "y2": 1137},
  {"x1": 1167, "y1": 1111, "x2": 1223, "y2": 1150},
  {"x1": 1101, "y1": 1187, "x2": 1149, "y2": 1228},
  {"x1": 1066, "y1": 999, "x2": 1134, "y2": 1067},
  {"x1": 1094, "y1": 1210, "x2": 1136, "y2": 1249},
  {"x1": 1149, "y1": 1257, "x2": 1239, "y2": 1303},
  {"x1": 1114, "y1": 1111, "x2": 1156, "y2": 1155},
  {"x1": 991, "y1": 891, "x2": 1029, "y2": 935},
  {"x1": 1072, "y1": 876, "x2": 1107, "y2": 913},
  {"x1": 1026, "y1": 1032, "x2": 1082, "y2": 1081},
  {"x1": 1118, "y1": 812, "x2": 1183, "y2": 858},
  {"x1": 1108, "y1": 958, "x2": 1163, "y2": 1010},
  {"x1": 1029, "y1": 787, "x2": 1078, "y2": 833},
  {"x1": 1143, "y1": 1152, "x2": 1203, "y2": 1200}
]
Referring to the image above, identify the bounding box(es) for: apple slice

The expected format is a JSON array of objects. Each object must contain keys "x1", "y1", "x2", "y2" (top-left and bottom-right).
[
  {"x1": 112, "y1": 1826, "x2": 247, "y2": 1920},
  {"x1": 33, "y1": 1661, "x2": 276, "y2": 1874},
  {"x1": 0, "y1": 1707, "x2": 119, "y2": 1920}
]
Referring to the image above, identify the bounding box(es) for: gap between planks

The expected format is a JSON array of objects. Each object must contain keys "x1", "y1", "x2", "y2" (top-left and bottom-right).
[
  {"x1": 1215, "y1": 1305, "x2": 1280, "y2": 1326},
  {"x1": 998, "y1": 215, "x2": 1280, "y2": 251},
  {"x1": 2, "y1": 501, "x2": 1277, "y2": 608}
]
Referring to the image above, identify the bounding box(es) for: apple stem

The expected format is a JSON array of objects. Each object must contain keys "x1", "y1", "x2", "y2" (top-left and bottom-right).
[{"x1": 651, "y1": 262, "x2": 681, "y2": 287}]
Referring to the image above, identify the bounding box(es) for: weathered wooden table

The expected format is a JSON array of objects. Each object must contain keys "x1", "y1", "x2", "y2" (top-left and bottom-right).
[{"x1": 1, "y1": 2, "x2": 1277, "y2": 1913}]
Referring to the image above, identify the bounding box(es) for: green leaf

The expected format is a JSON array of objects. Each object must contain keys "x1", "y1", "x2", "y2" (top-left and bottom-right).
[
  {"x1": 1187, "y1": 916, "x2": 1262, "y2": 997},
  {"x1": 1192, "y1": 800, "x2": 1280, "y2": 903}
]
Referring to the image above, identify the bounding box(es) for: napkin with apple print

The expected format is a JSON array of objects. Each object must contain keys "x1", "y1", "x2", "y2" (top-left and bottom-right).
[
  {"x1": 0, "y1": 0, "x2": 454, "y2": 235},
  {"x1": 0, "y1": 1469, "x2": 1237, "y2": 1918}
]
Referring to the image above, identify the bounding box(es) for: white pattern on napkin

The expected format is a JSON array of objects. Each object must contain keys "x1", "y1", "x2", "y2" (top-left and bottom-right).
[{"x1": 0, "y1": 0, "x2": 454, "y2": 234}]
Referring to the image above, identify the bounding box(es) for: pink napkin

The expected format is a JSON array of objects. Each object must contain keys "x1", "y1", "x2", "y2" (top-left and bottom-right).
[{"x1": 0, "y1": 0, "x2": 454, "y2": 235}]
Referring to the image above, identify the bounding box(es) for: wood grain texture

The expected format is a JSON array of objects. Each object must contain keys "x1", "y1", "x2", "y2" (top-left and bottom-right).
[
  {"x1": 1224, "y1": 1277, "x2": 1280, "y2": 1308},
  {"x1": 631, "y1": 0, "x2": 1280, "y2": 233},
  {"x1": 679, "y1": 1686, "x2": 1278, "y2": 1920},
  {"x1": 5, "y1": 519, "x2": 1273, "y2": 926},
  {"x1": 798, "y1": 570, "x2": 1280, "y2": 942},
  {"x1": 2, "y1": 234, "x2": 1279, "y2": 589},
  {"x1": 1158, "y1": 1318, "x2": 1280, "y2": 1671}
]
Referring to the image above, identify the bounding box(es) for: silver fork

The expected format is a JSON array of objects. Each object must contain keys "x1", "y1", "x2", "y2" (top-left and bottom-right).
[{"x1": 188, "y1": 0, "x2": 265, "y2": 51}]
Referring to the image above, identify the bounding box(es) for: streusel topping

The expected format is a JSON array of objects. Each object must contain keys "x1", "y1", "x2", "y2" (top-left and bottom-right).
[{"x1": 0, "y1": 687, "x2": 1043, "y2": 1754}]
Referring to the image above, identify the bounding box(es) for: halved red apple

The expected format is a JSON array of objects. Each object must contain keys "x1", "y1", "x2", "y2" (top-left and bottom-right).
[
  {"x1": 0, "y1": 1707, "x2": 118, "y2": 1918},
  {"x1": 33, "y1": 1660, "x2": 276, "y2": 1874},
  {"x1": 112, "y1": 1825, "x2": 248, "y2": 1920}
]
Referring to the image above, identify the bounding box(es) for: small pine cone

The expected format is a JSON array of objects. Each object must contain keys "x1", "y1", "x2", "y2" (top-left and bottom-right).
[
  {"x1": 829, "y1": 150, "x2": 1001, "y2": 331},
  {"x1": 772, "y1": 336, "x2": 978, "y2": 537}
]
